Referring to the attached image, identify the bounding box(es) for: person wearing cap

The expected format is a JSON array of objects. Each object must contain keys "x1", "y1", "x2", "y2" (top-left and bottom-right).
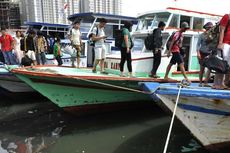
[
  {"x1": 196, "y1": 22, "x2": 213, "y2": 87},
  {"x1": 34, "y1": 31, "x2": 47, "y2": 65},
  {"x1": 164, "y1": 22, "x2": 191, "y2": 83},
  {"x1": 69, "y1": 20, "x2": 82, "y2": 68},
  {"x1": 0, "y1": 26, "x2": 16, "y2": 65}
]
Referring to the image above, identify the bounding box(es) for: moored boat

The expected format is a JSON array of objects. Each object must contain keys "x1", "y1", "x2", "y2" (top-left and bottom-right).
[
  {"x1": 0, "y1": 64, "x2": 35, "y2": 93},
  {"x1": 140, "y1": 82, "x2": 230, "y2": 152},
  {"x1": 11, "y1": 65, "x2": 177, "y2": 113},
  {"x1": 105, "y1": 7, "x2": 222, "y2": 79}
]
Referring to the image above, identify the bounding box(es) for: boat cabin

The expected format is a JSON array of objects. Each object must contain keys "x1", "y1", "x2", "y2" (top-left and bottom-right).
[
  {"x1": 68, "y1": 12, "x2": 137, "y2": 67},
  {"x1": 24, "y1": 22, "x2": 70, "y2": 39},
  {"x1": 105, "y1": 7, "x2": 222, "y2": 79}
]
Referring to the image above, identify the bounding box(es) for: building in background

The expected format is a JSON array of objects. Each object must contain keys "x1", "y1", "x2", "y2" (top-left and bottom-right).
[
  {"x1": 20, "y1": 0, "x2": 122, "y2": 24},
  {"x1": 80, "y1": 0, "x2": 122, "y2": 15},
  {"x1": 0, "y1": 0, "x2": 21, "y2": 29},
  {"x1": 20, "y1": 0, "x2": 80, "y2": 25}
]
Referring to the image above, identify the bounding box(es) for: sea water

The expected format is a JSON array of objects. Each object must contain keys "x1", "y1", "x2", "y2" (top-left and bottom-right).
[{"x1": 0, "y1": 91, "x2": 225, "y2": 153}]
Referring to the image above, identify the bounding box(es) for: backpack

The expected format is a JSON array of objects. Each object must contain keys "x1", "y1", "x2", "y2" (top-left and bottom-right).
[
  {"x1": 205, "y1": 17, "x2": 230, "y2": 48},
  {"x1": 88, "y1": 27, "x2": 98, "y2": 47},
  {"x1": 144, "y1": 29, "x2": 156, "y2": 50},
  {"x1": 114, "y1": 29, "x2": 123, "y2": 49},
  {"x1": 21, "y1": 55, "x2": 33, "y2": 66},
  {"x1": 204, "y1": 23, "x2": 221, "y2": 49},
  {"x1": 203, "y1": 54, "x2": 229, "y2": 74},
  {"x1": 166, "y1": 31, "x2": 180, "y2": 50}
]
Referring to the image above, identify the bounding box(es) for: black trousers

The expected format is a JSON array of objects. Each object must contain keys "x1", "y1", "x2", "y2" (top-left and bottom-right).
[
  {"x1": 151, "y1": 50, "x2": 161, "y2": 75},
  {"x1": 120, "y1": 47, "x2": 132, "y2": 72},
  {"x1": 56, "y1": 55, "x2": 63, "y2": 66}
]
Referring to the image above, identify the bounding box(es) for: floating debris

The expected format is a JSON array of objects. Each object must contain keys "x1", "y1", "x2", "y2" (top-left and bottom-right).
[
  {"x1": 0, "y1": 140, "x2": 9, "y2": 153},
  {"x1": 52, "y1": 127, "x2": 63, "y2": 137}
]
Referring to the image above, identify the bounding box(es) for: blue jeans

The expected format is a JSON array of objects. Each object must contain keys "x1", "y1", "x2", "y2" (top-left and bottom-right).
[
  {"x1": 36, "y1": 52, "x2": 46, "y2": 65},
  {"x1": 2, "y1": 51, "x2": 17, "y2": 65}
]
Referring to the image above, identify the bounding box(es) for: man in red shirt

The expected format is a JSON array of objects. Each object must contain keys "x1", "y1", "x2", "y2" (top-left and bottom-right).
[
  {"x1": 214, "y1": 13, "x2": 230, "y2": 88},
  {"x1": 0, "y1": 27, "x2": 15, "y2": 65},
  {"x1": 164, "y1": 22, "x2": 191, "y2": 83}
]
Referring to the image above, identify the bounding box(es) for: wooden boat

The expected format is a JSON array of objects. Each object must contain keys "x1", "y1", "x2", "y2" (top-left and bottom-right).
[
  {"x1": 140, "y1": 82, "x2": 230, "y2": 152},
  {"x1": 11, "y1": 65, "x2": 176, "y2": 112},
  {"x1": 0, "y1": 64, "x2": 34, "y2": 93}
]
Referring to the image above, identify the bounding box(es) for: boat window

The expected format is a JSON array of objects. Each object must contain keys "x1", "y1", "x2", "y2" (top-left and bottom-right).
[
  {"x1": 193, "y1": 17, "x2": 203, "y2": 30},
  {"x1": 136, "y1": 19, "x2": 145, "y2": 31},
  {"x1": 151, "y1": 12, "x2": 170, "y2": 28},
  {"x1": 136, "y1": 12, "x2": 170, "y2": 31},
  {"x1": 180, "y1": 15, "x2": 191, "y2": 28},
  {"x1": 132, "y1": 37, "x2": 144, "y2": 52},
  {"x1": 104, "y1": 25, "x2": 113, "y2": 39},
  {"x1": 169, "y1": 14, "x2": 179, "y2": 28},
  {"x1": 80, "y1": 23, "x2": 92, "y2": 38}
]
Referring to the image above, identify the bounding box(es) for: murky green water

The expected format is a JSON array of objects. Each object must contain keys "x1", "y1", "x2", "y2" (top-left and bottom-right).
[{"x1": 0, "y1": 91, "x2": 223, "y2": 153}]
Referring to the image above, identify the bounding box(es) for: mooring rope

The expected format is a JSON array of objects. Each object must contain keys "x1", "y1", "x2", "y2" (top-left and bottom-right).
[
  {"x1": 163, "y1": 80, "x2": 189, "y2": 153},
  {"x1": 72, "y1": 75, "x2": 153, "y2": 95}
]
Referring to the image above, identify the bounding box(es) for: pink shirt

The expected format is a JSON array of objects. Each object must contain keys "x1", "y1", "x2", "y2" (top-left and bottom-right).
[
  {"x1": 0, "y1": 34, "x2": 13, "y2": 51},
  {"x1": 220, "y1": 14, "x2": 230, "y2": 44},
  {"x1": 171, "y1": 31, "x2": 183, "y2": 53}
]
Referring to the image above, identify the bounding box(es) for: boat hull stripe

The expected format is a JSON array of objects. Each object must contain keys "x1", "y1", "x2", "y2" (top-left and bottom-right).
[{"x1": 178, "y1": 103, "x2": 230, "y2": 116}]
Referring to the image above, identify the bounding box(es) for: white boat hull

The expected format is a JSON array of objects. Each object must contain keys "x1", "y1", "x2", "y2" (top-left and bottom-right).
[{"x1": 157, "y1": 94, "x2": 230, "y2": 150}]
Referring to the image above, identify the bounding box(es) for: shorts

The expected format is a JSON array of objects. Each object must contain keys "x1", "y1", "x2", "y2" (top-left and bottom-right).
[
  {"x1": 94, "y1": 45, "x2": 106, "y2": 60},
  {"x1": 73, "y1": 44, "x2": 81, "y2": 58},
  {"x1": 25, "y1": 50, "x2": 36, "y2": 61},
  {"x1": 170, "y1": 52, "x2": 184, "y2": 65}
]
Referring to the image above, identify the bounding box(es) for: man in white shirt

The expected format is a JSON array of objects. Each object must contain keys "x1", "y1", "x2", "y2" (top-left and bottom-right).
[
  {"x1": 69, "y1": 20, "x2": 82, "y2": 68},
  {"x1": 91, "y1": 18, "x2": 108, "y2": 74}
]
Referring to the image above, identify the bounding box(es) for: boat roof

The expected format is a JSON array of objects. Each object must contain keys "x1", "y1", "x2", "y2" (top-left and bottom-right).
[
  {"x1": 68, "y1": 12, "x2": 137, "y2": 22},
  {"x1": 137, "y1": 7, "x2": 222, "y2": 18},
  {"x1": 24, "y1": 22, "x2": 70, "y2": 28}
]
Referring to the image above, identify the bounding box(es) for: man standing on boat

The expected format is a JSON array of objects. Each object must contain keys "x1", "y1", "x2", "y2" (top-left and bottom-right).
[
  {"x1": 0, "y1": 26, "x2": 16, "y2": 65},
  {"x1": 24, "y1": 30, "x2": 37, "y2": 65},
  {"x1": 164, "y1": 22, "x2": 191, "y2": 83},
  {"x1": 34, "y1": 31, "x2": 47, "y2": 65},
  {"x1": 91, "y1": 18, "x2": 108, "y2": 74},
  {"x1": 196, "y1": 22, "x2": 213, "y2": 87},
  {"x1": 149, "y1": 21, "x2": 166, "y2": 78},
  {"x1": 69, "y1": 20, "x2": 82, "y2": 68}
]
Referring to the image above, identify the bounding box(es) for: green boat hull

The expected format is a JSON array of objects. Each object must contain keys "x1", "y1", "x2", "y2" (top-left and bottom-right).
[{"x1": 16, "y1": 74, "x2": 152, "y2": 109}]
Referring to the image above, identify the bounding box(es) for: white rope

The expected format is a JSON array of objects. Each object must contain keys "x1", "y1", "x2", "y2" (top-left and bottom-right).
[
  {"x1": 163, "y1": 82, "x2": 183, "y2": 153},
  {"x1": 72, "y1": 76, "x2": 152, "y2": 94}
]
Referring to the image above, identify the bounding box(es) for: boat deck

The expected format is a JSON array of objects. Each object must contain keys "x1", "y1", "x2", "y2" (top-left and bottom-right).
[{"x1": 11, "y1": 65, "x2": 180, "y2": 83}]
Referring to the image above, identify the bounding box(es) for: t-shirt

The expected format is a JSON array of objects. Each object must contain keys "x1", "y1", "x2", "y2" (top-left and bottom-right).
[
  {"x1": 220, "y1": 14, "x2": 230, "y2": 44},
  {"x1": 53, "y1": 43, "x2": 61, "y2": 57},
  {"x1": 0, "y1": 34, "x2": 13, "y2": 51},
  {"x1": 171, "y1": 31, "x2": 183, "y2": 53},
  {"x1": 92, "y1": 26, "x2": 106, "y2": 47},
  {"x1": 196, "y1": 32, "x2": 211, "y2": 54},
  {"x1": 121, "y1": 28, "x2": 132, "y2": 48},
  {"x1": 71, "y1": 28, "x2": 81, "y2": 45}
]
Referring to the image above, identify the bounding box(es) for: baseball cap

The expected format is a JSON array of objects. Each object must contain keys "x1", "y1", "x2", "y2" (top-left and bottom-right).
[
  {"x1": 181, "y1": 22, "x2": 190, "y2": 29},
  {"x1": 203, "y1": 22, "x2": 213, "y2": 29}
]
